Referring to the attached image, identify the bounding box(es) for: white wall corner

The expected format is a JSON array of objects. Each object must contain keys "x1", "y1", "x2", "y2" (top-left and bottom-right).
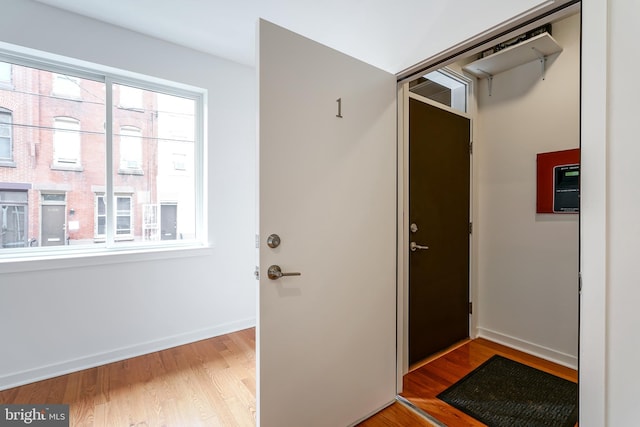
[{"x1": 477, "y1": 327, "x2": 577, "y2": 369}]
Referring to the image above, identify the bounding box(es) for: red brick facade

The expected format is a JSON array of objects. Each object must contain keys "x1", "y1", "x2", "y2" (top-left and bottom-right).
[{"x1": 0, "y1": 63, "x2": 160, "y2": 248}]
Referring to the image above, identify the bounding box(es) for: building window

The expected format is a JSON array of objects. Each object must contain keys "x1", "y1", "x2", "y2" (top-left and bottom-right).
[
  {"x1": 0, "y1": 109, "x2": 12, "y2": 161},
  {"x1": 0, "y1": 190, "x2": 28, "y2": 248},
  {"x1": 172, "y1": 153, "x2": 187, "y2": 171},
  {"x1": 0, "y1": 54, "x2": 203, "y2": 256},
  {"x1": 52, "y1": 73, "x2": 81, "y2": 98},
  {"x1": 118, "y1": 85, "x2": 143, "y2": 109},
  {"x1": 118, "y1": 126, "x2": 143, "y2": 172},
  {"x1": 95, "y1": 194, "x2": 133, "y2": 240},
  {"x1": 53, "y1": 117, "x2": 81, "y2": 167},
  {"x1": 116, "y1": 195, "x2": 132, "y2": 237},
  {"x1": 0, "y1": 62, "x2": 11, "y2": 84},
  {"x1": 95, "y1": 195, "x2": 106, "y2": 238}
]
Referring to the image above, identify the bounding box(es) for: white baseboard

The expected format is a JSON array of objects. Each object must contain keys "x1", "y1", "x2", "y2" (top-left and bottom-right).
[
  {"x1": 0, "y1": 317, "x2": 256, "y2": 391},
  {"x1": 476, "y1": 327, "x2": 578, "y2": 370}
]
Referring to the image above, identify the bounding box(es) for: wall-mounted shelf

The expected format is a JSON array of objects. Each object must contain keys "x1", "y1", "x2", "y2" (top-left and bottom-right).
[{"x1": 462, "y1": 33, "x2": 562, "y2": 95}]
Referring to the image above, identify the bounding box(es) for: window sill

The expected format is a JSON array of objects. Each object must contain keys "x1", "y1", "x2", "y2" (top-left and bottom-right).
[
  {"x1": 116, "y1": 105, "x2": 144, "y2": 113},
  {"x1": 51, "y1": 163, "x2": 84, "y2": 172},
  {"x1": 51, "y1": 93, "x2": 82, "y2": 101},
  {"x1": 118, "y1": 168, "x2": 144, "y2": 176},
  {"x1": 0, "y1": 160, "x2": 16, "y2": 168},
  {"x1": 0, "y1": 242, "x2": 213, "y2": 274}
]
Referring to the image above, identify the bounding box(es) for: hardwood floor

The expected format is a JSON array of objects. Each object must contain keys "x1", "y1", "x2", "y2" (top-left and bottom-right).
[
  {"x1": 0, "y1": 330, "x2": 576, "y2": 427},
  {"x1": 357, "y1": 402, "x2": 435, "y2": 427},
  {"x1": 0, "y1": 328, "x2": 256, "y2": 427},
  {"x1": 397, "y1": 338, "x2": 578, "y2": 426}
]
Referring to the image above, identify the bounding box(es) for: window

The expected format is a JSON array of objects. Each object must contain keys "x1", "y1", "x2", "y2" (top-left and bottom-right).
[
  {"x1": 0, "y1": 190, "x2": 28, "y2": 248},
  {"x1": 0, "y1": 62, "x2": 11, "y2": 84},
  {"x1": 53, "y1": 117, "x2": 81, "y2": 167},
  {"x1": 173, "y1": 153, "x2": 187, "y2": 171},
  {"x1": 95, "y1": 194, "x2": 133, "y2": 240},
  {"x1": 52, "y1": 73, "x2": 80, "y2": 98},
  {"x1": 119, "y1": 85, "x2": 143, "y2": 109},
  {"x1": 0, "y1": 53, "x2": 203, "y2": 257},
  {"x1": 409, "y1": 68, "x2": 469, "y2": 114},
  {"x1": 0, "y1": 109, "x2": 12, "y2": 161},
  {"x1": 118, "y1": 126, "x2": 142, "y2": 172},
  {"x1": 95, "y1": 195, "x2": 106, "y2": 237},
  {"x1": 116, "y1": 195, "x2": 132, "y2": 237}
]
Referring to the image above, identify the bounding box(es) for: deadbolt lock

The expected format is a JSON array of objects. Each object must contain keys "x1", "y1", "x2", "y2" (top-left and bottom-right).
[{"x1": 267, "y1": 234, "x2": 281, "y2": 248}]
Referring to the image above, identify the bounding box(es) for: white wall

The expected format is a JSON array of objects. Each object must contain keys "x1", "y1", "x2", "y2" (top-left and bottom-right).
[
  {"x1": 0, "y1": 0, "x2": 256, "y2": 389},
  {"x1": 474, "y1": 14, "x2": 580, "y2": 367},
  {"x1": 587, "y1": 0, "x2": 640, "y2": 425}
]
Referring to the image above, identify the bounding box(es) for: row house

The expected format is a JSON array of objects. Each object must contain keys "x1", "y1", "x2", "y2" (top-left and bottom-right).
[{"x1": 0, "y1": 61, "x2": 192, "y2": 249}]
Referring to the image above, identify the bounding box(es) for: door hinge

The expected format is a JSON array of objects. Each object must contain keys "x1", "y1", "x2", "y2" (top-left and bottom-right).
[
  {"x1": 469, "y1": 222, "x2": 473, "y2": 234},
  {"x1": 254, "y1": 266, "x2": 260, "y2": 280},
  {"x1": 469, "y1": 142, "x2": 473, "y2": 155},
  {"x1": 469, "y1": 302, "x2": 473, "y2": 314}
]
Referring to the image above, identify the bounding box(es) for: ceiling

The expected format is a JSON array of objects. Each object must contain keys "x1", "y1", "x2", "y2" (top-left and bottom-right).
[{"x1": 32, "y1": 0, "x2": 550, "y2": 74}]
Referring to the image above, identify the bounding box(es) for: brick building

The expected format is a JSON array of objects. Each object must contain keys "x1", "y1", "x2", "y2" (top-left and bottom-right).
[{"x1": 0, "y1": 61, "x2": 192, "y2": 248}]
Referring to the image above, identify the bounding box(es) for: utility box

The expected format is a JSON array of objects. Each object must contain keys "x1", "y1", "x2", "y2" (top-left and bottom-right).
[{"x1": 536, "y1": 148, "x2": 580, "y2": 214}]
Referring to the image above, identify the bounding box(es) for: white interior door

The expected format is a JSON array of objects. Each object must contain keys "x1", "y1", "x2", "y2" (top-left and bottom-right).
[{"x1": 258, "y1": 20, "x2": 397, "y2": 427}]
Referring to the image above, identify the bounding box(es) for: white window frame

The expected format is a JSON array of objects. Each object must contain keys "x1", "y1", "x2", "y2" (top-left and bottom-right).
[
  {"x1": 0, "y1": 45, "x2": 207, "y2": 262},
  {"x1": 95, "y1": 194, "x2": 106, "y2": 240},
  {"x1": 52, "y1": 116, "x2": 81, "y2": 167},
  {"x1": 118, "y1": 84, "x2": 143, "y2": 109},
  {"x1": 118, "y1": 125, "x2": 143, "y2": 172},
  {"x1": 94, "y1": 194, "x2": 134, "y2": 240},
  {"x1": 52, "y1": 73, "x2": 81, "y2": 98},
  {"x1": 115, "y1": 194, "x2": 133, "y2": 239},
  {"x1": 409, "y1": 67, "x2": 470, "y2": 114},
  {"x1": 0, "y1": 108, "x2": 12, "y2": 161},
  {"x1": 0, "y1": 61, "x2": 11, "y2": 84}
]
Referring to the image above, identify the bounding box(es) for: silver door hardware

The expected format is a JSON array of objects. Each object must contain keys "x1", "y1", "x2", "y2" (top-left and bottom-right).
[
  {"x1": 336, "y1": 98, "x2": 343, "y2": 118},
  {"x1": 254, "y1": 266, "x2": 260, "y2": 280},
  {"x1": 410, "y1": 242, "x2": 429, "y2": 251},
  {"x1": 410, "y1": 223, "x2": 418, "y2": 233},
  {"x1": 267, "y1": 265, "x2": 301, "y2": 280},
  {"x1": 267, "y1": 234, "x2": 281, "y2": 248}
]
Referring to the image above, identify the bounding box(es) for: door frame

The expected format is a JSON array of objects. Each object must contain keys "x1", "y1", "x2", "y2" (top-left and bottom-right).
[
  {"x1": 395, "y1": 0, "x2": 581, "y2": 393},
  {"x1": 39, "y1": 192, "x2": 67, "y2": 247},
  {"x1": 398, "y1": 85, "x2": 475, "y2": 378}
]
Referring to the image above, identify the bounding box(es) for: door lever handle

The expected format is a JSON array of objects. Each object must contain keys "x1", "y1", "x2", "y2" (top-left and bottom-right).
[
  {"x1": 267, "y1": 265, "x2": 301, "y2": 280},
  {"x1": 410, "y1": 242, "x2": 429, "y2": 252}
]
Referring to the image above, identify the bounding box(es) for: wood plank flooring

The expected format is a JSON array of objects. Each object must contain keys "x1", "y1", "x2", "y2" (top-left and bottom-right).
[
  {"x1": 397, "y1": 338, "x2": 578, "y2": 427},
  {"x1": 357, "y1": 402, "x2": 435, "y2": 427},
  {"x1": 0, "y1": 329, "x2": 577, "y2": 427},
  {"x1": 0, "y1": 328, "x2": 256, "y2": 427}
]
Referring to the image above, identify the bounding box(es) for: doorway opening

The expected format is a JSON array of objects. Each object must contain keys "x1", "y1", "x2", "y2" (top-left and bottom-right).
[{"x1": 397, "y1": 4, "x2": 580, "y2": 423}]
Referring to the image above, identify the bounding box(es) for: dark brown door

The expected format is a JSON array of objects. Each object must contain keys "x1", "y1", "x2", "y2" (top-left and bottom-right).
[
  {"x1": 41, "y1": 204, "x2": 66, "y2": 246},
  {"x1": 409, "y1": 97, "x2": 470, "y2": 365}
]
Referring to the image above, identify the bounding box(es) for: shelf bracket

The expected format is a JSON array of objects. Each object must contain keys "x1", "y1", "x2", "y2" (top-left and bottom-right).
[
  {"x1": 532, "y1": 47, "x2": 548, "y2": 81},
  {"x1": 477, "y1": 69, "x2": 494, "y2": 96}
]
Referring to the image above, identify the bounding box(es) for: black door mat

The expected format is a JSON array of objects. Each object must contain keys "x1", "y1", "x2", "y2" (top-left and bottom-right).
[{"x1": 437, "y1": 355, "x2": 577, "y2": 427}]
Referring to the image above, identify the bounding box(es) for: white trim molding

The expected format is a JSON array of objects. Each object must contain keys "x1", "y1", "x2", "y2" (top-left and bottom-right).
[
  {"x1": 0, "y1": 318, "x2": 256, "y2": 391},
  {"x1": 477, "y1": 327, "x2": 578, "y2": 369}
]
